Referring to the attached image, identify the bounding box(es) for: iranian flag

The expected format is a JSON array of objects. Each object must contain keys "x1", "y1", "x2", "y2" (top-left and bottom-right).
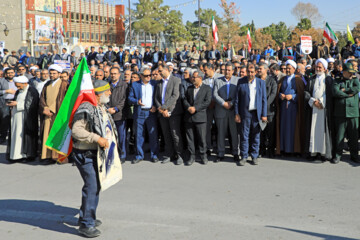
[
  {"x1": 45, "y1": 58, "x2": 97, "y2": 162},
  {"x1": 212, "y1": 16, "x2": 219, "y2": 44},
  {"x1": 247, "y1": 28, "x2": 252, "y2": 52},
  {"x1": 323, "y1": 22, "x2": 338, "y2": 43}
]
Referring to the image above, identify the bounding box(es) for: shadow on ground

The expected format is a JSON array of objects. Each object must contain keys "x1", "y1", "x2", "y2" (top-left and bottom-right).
[
  {"x1": 266, "y1": 226, "x2": 359, "y2": 240},
  {"x1": 0, "y1": 199, "x2": 79, "y2": 236}
]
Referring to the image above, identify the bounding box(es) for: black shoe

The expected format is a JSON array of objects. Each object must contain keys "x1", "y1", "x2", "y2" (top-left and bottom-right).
[
  {"x1": 214, "y1": 157, "x2": 223, "y2": 163},
  {"x1": 175, "y1": 156, "x2": 183, "y2": 165},
  {"x1": 121, "y1": 159, "x2": 126, "y2": 164},
  {"x1": 252, "y1": 158, "x2": 259, "y2": 165},
  {"x1": 185, "y1": 157, "x2": 195, "y2": 166},
  {"x1": 201, "y1": 156, "x2": 208, "y2": 165},
  {"x1": 152, "y1": 157, "x2": 159, "y2": 163},
  {"x1": 351, "y1": 157, "x2": 360, "y2": 163},
  {"x1": 237, "y1": 157, "x2": 247, "y2": 166},
  {"x1": 132, "y1": 159, "x2": 143, "y2": 164},
  {"x1": 233, "y1": 154, "x2": 240, "y2": 162},
  {"x1": 78, "y1": 226, "x2": 101, "y2": 238},
  {"x1": 41, "y1": 159, "x2": 56, "y2": 165},
  {"x1": 0, "y1": 138, "x2": 6, "y2": 144},
  {"x1": 161, "y1": 157, "x2": 171, "y2": 164},
  {"x1": 78, "y1": 219, "x2": 102, "y2": 227},
  {"x1": 331, "y1": 157, "x2": 340, "y2": 164},
  {"x1": 206, "y1": 150, "x2": 212, "y2": 156}
]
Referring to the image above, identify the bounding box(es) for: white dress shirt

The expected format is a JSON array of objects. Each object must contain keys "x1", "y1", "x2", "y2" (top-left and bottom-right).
[
  {"x1": 161, "y1": 77, "x2": 170, "y2": 105},
  {"x1": 248, "y1": 78, "x2": 257, "y2": 111},
  {"x1": 141, "y1": 82, "x2": 153, "y2": 109}
]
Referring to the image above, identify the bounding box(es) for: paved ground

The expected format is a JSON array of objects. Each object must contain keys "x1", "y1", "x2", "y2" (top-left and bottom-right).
[{"x1": 0, "y1": 142, "x2": 360, "y2": 240}]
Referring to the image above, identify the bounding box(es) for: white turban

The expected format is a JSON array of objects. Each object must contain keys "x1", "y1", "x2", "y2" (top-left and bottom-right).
[
  {"x1": 13, "y1": 76, "x2": 28, "y2": 83},
  {"x1": 147, "y1": 63, "x2": 153, "y2": 67},
  {"x1": 305, "y1": 65, "x2": 311, "y2": 69},
  {"x1": 29, "y1": 66, "x2": 38, "y2": 71},
  {"x1": 124, "y1": 62, "x2": 130, "y2": 66},
  {"x1": 315, "y1": 58, "x2": 328, "y2": 70},
  {"x1": 327, "y1": 57, "x2": 335, "y2": 63},
  {"x1": 166, "y1": 62, "x2": 174, "y2": 67},
  {"x1": 285, "y1": 60, "x2": 297, "y2": 70},
  {"x1": 48, "y1": 64, "x2": 63, "y2": 73}
]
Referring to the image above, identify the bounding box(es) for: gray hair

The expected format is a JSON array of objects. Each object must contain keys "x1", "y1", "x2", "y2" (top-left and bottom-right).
[{"x1": 140, "y1": 67, "x2": 151, "y2": 74}]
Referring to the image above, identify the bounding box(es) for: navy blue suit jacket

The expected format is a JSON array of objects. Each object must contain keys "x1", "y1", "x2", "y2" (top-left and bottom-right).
[
  {"x1": 235, "y1": 77, "x2": 267, "y2": 121},
  {"x1": 128, "y1": 80, "x2": 157, "y2": 119}
]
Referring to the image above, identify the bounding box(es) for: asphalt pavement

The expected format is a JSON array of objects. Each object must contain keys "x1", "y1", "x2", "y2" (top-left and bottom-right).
[{"x1": 0, "y1": 143, "x2": 360, "y2": 240}]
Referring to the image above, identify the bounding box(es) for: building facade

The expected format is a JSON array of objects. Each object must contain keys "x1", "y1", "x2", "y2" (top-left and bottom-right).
[{"x1": 0, "y1": 0, "x2": 125, "y2": 54}]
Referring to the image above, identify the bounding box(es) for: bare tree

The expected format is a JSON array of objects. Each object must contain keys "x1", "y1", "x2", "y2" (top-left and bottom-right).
[{"x1": 291, "y1": 2, "x2": 322, "y2": 25}]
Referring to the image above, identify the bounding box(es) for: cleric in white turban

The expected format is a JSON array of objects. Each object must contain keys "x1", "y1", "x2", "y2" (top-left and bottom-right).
[
  {"x1": 316, "y1": 58, "x2": 328, "y2": 70},
  {"x1": 275, "y1": 57, "x2": 306, "y2": 156},
  {"x1": 7, "y1": 74, "x2": 39, "y2": 162},
  {"x1": 48, "y1": 64, "x2": 63, "y2": 73}
]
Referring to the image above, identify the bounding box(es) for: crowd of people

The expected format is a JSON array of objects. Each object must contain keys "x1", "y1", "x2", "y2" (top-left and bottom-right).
[{"x1": 1, "y1": 37, "x2": 360, "y2": 167}]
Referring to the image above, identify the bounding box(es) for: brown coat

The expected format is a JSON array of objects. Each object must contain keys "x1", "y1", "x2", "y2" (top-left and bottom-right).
[
  {"x1": 275, "y1": 75, "x2": 305, "y2": 155},
  {"x1": 39, "y1": 79, "x2": 69, "y2": 147}
]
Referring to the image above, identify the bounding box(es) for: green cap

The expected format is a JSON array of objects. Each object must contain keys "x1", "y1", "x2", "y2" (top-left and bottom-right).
[{"x1": 343, "y1": 62, "x2": 356, "y2": 73}]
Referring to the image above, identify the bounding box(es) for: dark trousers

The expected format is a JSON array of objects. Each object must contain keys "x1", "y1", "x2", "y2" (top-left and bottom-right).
[
  {"x1": 185, "y1": 121, "x2": 207, "y2": 158},
  {"x1": 206, "y1": 107, "x2": 216, "y2": 150},
  {"x1": 260, "y1": 115, "x2": 275, "y2": 154},
  {"x1": 135, "y1": 110, "x2": 158, "y2": 160},
  {"x1": 216, "y1": 113, "x2": 238, "y2": 157},
  {"x1": 115, "y1": 120, "x2": 127, "y2": 159},
  {"x1": 159, "y1": 115, "x2": 183, "y2": 158},
  {"x1": 73, "y1": 151, "x2": 100, "y2": 228},
  {"x1": 0, "y1": 105, "x2": 10, "y2": 139},
  {"x1": 334, "y1": 117, "x2": 359, "y2": 159},
  {"x1": 240, "y1": 110, "x2": 261, "y2": 159}
]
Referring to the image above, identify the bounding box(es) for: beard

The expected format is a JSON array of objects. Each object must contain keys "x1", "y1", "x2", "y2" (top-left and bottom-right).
[
  {"x1": 316, "y1": 71, "x2": 325, "y2": 76},
  {"x1": 100, "y1": 94, "x2": 110, "y2": 104}
]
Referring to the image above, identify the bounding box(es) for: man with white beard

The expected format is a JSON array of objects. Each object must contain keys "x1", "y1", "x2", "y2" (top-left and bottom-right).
[{"x1": 304, "y1": 58, "x2": 334, "y2": 162}]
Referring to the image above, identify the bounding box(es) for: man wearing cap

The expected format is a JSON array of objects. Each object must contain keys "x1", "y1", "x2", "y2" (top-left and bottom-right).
[
  {"x1": 275, "y1": 60, "x2": 305, "y2": 156},
  {"x1": 304, "y1": 58, "x2": 334, "y2": 161},
  {"x1": 71, "y1": 80, "x2": 114, "y2": 238},
  {"x1": 7, "y1": 76, "x2": 39, "y2": 162},
  {"x1": 39, "y1": 64, "x2": 69, "y2": 164},
  {"x1": 332, "y1": 62, "x2": 360, "y2": 163}
]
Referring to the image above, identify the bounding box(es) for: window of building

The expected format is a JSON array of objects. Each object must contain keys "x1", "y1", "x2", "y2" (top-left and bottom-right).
[
  {"x1": 71, "y1": 13, "x2": 74, "y2": 19},
  {"x1": 96, "y1": 33, "x2": 98, "y2": 40},
  {"x1": 76, "y1": 13, "x2": 79, "y2": 20},
  {"x1": 77, "y1": 32, "x2": 80, "y2": 38},
  {"x1": 86, "y1": 14, "x2": 89, "y2": 21},
  {"x1": 100, "y1": 16, "x2": 102, "y2": 23},
  {"x1": 82, "y1": 33, "x2": 85, "y2": 39},
  {"x1": 66, "y1": 32, "x2": 69, "y2": 38},
  {"x1": 104, "y1": 17, "x2": 107, "y2": 23},
  {"x1": 91, "y1": 15, "x2": 94, "y2": 21},
  {"x1": 91, "y1": 33, "x2": 94, "y2": 39},
  {"x1": 87, "y1": 32, "x2": 89, "y2": 39}
]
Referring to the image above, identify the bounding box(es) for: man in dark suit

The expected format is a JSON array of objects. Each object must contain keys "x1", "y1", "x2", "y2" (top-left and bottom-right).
[
  {"x1": 257, "y1": 63, "x2": 277, "y2": 158},
  {"x1": 152, "y1": 46, "x2": 163, "y2": 66},
  {"x1": 143, "y1": 46, "x2": 152, "y2": 65},
  {"x1": 103, "y1": 46, "x2": 116, "y2": 63},
  {"x1": 87, "y1": 46, "x2": 98, "y2": 65},
  {"x1": 235, "y1": 64, "x2": 267, "y2": 166},
  {"x1": 238, "y1": 44, "x2": 249, "y2": 59},
  {"x1": 107, "y1": 67, "x2": 128, "y2": 161},
  {"x1": 128, "y1": 68, "x2": 159, "y2": 163},
  {"x1": 24, "y1": 51, "x2": 36, "y2": 68},
  {"x1": 155, "y1": 64, "x2": 184, "y2": 165},
  {"x1": 163, "y1": 48, "x2": 172, "y2": 63},
  {"x1": 183, "y1": 71, "x2": 212, "y2": 165},
  {"x1": 116, "y1": 46, "x2": 124, "y2": 67},
  {"x1": 208, "y1": 44, "x2": 221, "y2": 61},
  {"x1": 277, "y1": 42, "x2": 289, "y2": 61}
]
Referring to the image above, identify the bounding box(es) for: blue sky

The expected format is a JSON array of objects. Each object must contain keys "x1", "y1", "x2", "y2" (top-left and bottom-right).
[{"x1": 109, "y1": 0, "x2": 360, "y2": 31}]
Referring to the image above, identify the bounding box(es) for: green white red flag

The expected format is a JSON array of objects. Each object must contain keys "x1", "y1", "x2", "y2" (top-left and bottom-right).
[
  {"x1": 45, "y1": 58, "x2": 97, "y2": 161},
  {"x1": 247, "y1": 28, "x2": 252, "y2": 52},
  {"x1": 323, "y1": 22, "x2": 338, "y2": 43},
  {"x1": 212, "y1": 16, "x2": 219, "y2": 44}
]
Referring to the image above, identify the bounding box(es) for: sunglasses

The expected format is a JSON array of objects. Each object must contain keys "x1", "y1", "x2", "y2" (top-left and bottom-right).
[
  {"x1": 281, "y1": 68, "x2": 286, "y2": 70},
  {"x1": 143, "y1": 74, "x2": 151, "y2": 77}
]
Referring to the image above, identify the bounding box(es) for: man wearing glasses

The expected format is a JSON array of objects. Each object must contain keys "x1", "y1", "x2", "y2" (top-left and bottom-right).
[{"x1": 128, "y1": 68, "x2": 159, "y2": 163}]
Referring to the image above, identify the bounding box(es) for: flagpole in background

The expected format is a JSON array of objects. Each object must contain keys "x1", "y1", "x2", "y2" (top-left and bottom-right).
[{"x1": 54, "y1": 0, "x2": 57, "y2": 50}]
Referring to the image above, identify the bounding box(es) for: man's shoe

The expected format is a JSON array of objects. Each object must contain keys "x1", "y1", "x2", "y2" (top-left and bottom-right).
[
  {"x1": 252, "y1": 158, "x2": 259, "y2": 165},
  {"x1": 132, "y1": 159, "x2": 142, "y2": 164},
  {"x1": 78, "y1": 226, "x2": 101, "y2": 238},
  {"x1": 206, "y1": 150, "x2": 212, "y2": 156},
  {"x1": 152, "y1": 157, "x2": 159, "y2": 163},
  {"x1": 201, "y1": 156, "x2": 208, "y2": 165},
  {"x1": 233, "y1": 154, "x2": 240, "y2": 162},
  {"x1": 331, "y1": 157, "x2": 340, "y2": 164},
  {"x1": 351, "y1": 157, "x2": 360, "y2": 163},
  {"x1": 175, "y1": 156, "x2": 184, "y2": 165},
  {"x1": 214, "y1": 157, "x2": 223, "y2": 163},
  {"x1": 185, "y1": 157, "x2": 195, "y2": 166},
  {"x1": 78, "y1": 219, "x2": 102, "y2": 227},
  {"x1": 161, "y1": 157, "x2": 171, "y2": 164},
  {"x1": 237, "y1": 157, "x2": 247, "y2": 166}
]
